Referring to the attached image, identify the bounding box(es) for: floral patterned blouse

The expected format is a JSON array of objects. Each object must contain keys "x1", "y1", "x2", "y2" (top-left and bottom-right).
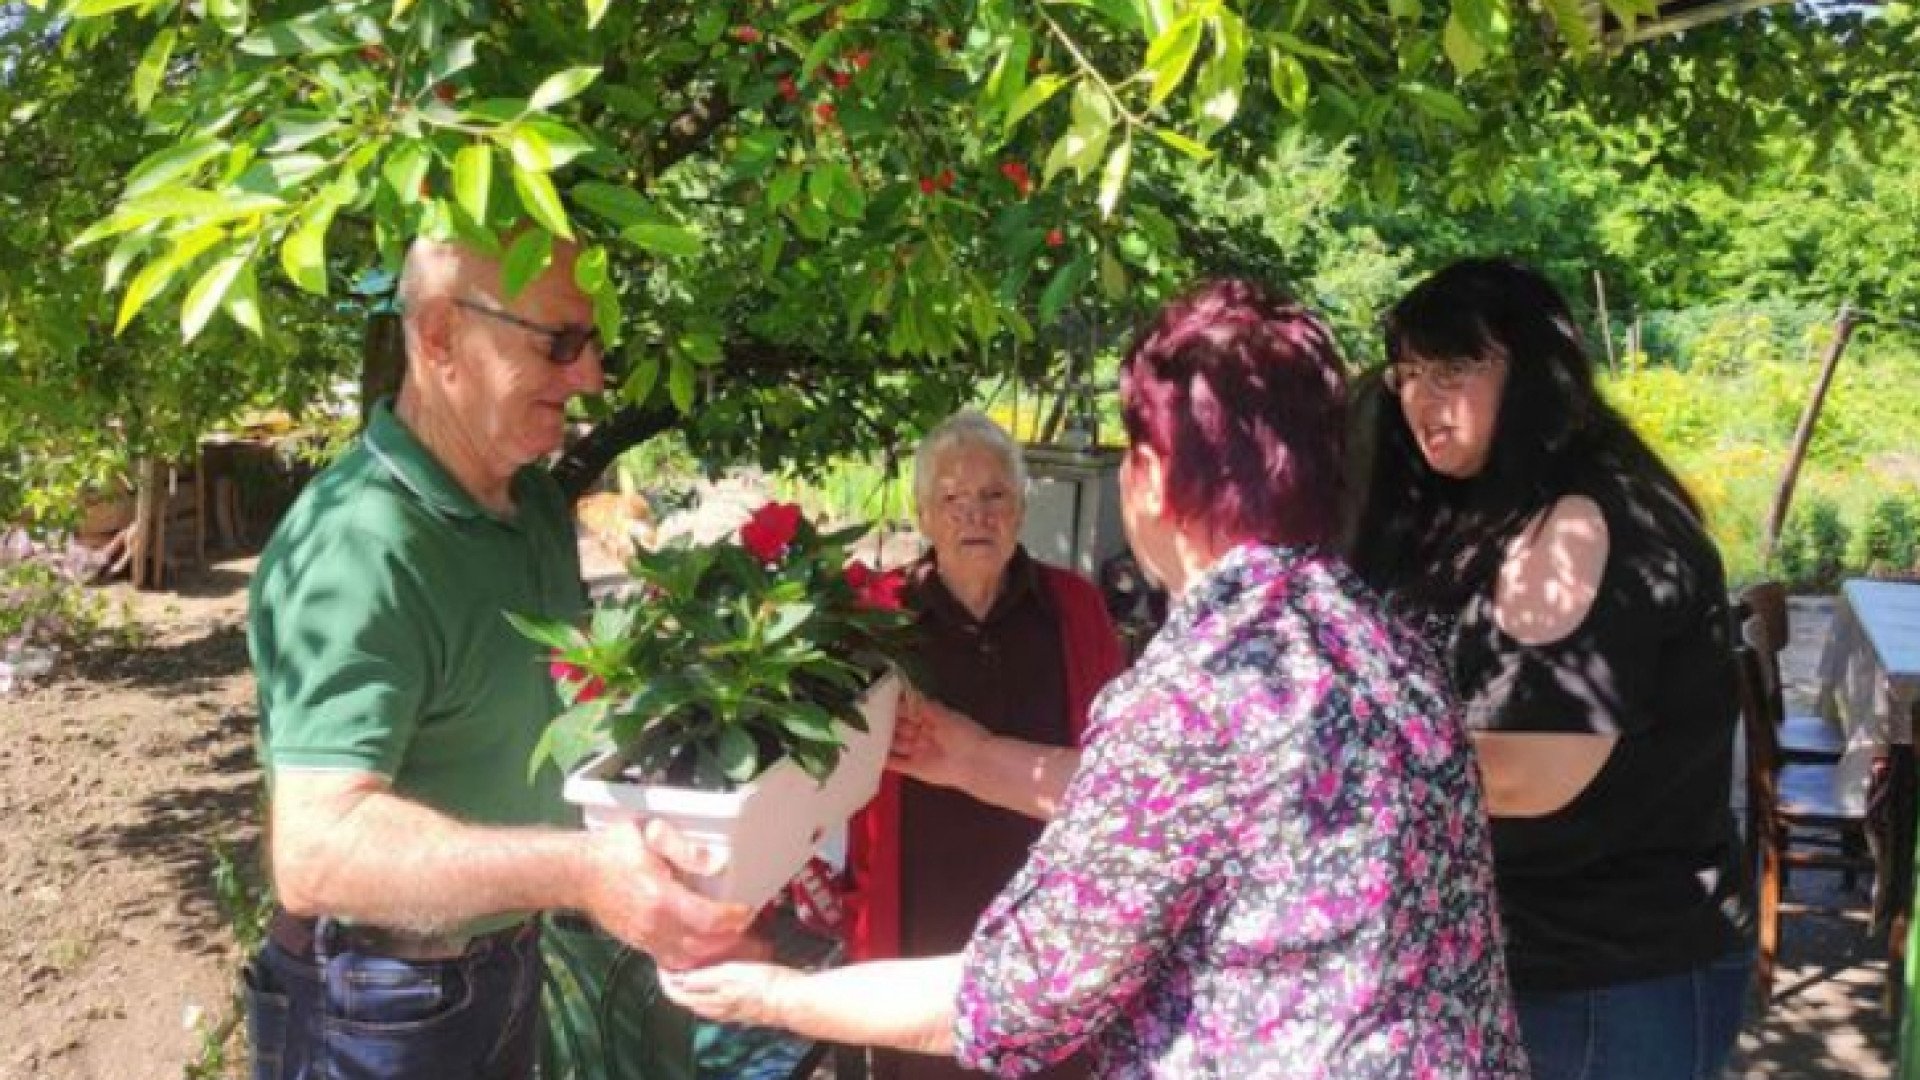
[{"x1": 952, "y1": 545, "x2": 1526, "y2": 1079}]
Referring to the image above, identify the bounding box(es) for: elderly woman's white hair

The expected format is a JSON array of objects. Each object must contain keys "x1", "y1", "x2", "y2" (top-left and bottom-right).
[{"x1": 913, "y1": 410, "x2": 1029, "y2": 514}]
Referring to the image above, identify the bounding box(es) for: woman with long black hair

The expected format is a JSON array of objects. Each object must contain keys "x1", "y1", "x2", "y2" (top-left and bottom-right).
[{"x1": 1352, "y1": 257, "x2": 1754, "y2": 1079}]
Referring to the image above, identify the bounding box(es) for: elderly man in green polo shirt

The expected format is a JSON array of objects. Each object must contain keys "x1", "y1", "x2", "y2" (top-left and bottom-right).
[{"x1": 243, "y1": 235, "x2": 750, "y2": 1079}]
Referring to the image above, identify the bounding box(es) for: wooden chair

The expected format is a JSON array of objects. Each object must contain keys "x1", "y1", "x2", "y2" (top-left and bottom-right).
[
  {"x1": 1734, "y1": 610, "x2": 1876, "y2": 1006},
  {"x1": 1738, "y1": 581, "x2": 1848, "y2": 762}
]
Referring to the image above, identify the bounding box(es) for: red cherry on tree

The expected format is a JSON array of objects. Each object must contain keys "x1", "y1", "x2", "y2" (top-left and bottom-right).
[
  {"x1": 1046, "y1": 228, "x2": 1065, "y2": 248},
  {"x1": 732, "y1": 25, "x2": 762, "y2": 44}
]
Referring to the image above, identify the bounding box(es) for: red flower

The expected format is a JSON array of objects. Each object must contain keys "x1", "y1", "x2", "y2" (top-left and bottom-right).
[
  {"x1": 844, "y1": 559, "x2": 875, "y2": 589},
  {"x1": 549, "y1": 655, "x2": 606, "y2": 703},
  {"x1": 778, "y1": 76, "x2": 799, "y2": 102},
  {"x1": 741, "y1": 501, "x2": 804, "y2": 563},
  {"x1": 1000, "y1": 161, "x2": 1032, "y2": 198},
  {"x1": 732, "y1": 25, "x2": 762, "y2": 43},
  {"x1": 1045, "y1": 227, "x2": 1065, "y2": 248},
  {"x1": 861, "y1": 569, "x2": 907, "y2": 612}
]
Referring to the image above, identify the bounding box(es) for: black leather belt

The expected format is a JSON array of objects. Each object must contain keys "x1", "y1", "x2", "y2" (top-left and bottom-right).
[{"x1": 268, "y1": 910, "x2": 527, "y2": 962}]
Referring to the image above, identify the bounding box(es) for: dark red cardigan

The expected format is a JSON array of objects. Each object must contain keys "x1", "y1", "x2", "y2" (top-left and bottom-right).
[{"x1": 843, "y1": 564, "x2": 1126, "y2": 961}]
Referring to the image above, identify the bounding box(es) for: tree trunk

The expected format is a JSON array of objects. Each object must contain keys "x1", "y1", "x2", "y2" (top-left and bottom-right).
[
  {"x1": 1593, "y1": 269, "x2": 1616, "y2": 369},
  {"x1": 361, "y1": 310, "x2": 406, "y2": 428},
  {"x1": 548, "y1": 404, "x2": 680, "y2": 504},
  {"x1": 1763, "y1": 304, "x2": 1858, "y2": 565}
]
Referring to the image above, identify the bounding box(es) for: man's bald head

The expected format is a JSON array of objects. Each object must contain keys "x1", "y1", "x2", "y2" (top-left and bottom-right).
[{"x1": 398, "y1": 234, "x2": 584, "y2": 313}]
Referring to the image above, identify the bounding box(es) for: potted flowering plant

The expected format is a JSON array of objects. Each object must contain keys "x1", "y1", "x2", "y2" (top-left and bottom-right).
[{"x1": 510, "y1": 501, "x2": 914, "y2": 908}]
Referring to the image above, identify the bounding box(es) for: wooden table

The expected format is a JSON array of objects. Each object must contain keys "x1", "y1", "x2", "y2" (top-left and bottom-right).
[
  {"x1": 1825, "y1": 581, "x2": 1920, "y2": 1070},
  {"x1": 1822, "y1": 581, "x2": 1920, "y2": 814}
]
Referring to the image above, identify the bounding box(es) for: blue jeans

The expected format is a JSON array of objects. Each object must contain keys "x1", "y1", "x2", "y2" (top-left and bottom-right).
[
  {"x1": 1517, "y1": 949, "x2": 1754, "y2": 1080},
  {"x1": 244, "y1": 920, "x2": 542, "y2": 1080}
]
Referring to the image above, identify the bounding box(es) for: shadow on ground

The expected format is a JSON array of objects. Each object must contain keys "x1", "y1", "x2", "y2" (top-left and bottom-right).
[
  {"x1": 75, "y1": 622, "x2": 251, "y2": 697},
  {"x1": 67, "y1": 701, "x2": 265, "y2": 960}
]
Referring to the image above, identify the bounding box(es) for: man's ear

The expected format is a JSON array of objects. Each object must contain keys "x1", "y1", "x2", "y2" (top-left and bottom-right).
[{"x1": 408, "y1": 298, "x2": 457, "y2": 383}]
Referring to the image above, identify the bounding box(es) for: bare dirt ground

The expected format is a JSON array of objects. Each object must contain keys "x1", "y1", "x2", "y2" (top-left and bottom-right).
[
  {"x1": 0, "y1": 562, "x2": 1899, "y2": 1079},
  {"x1": 0, "y1": 558, "x2": 262, "y2": 1080}
]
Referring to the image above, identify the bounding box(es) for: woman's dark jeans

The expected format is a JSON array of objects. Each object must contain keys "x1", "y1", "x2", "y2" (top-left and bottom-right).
[
  {"x1": 1517, "y1": 949, "x2": 1754, "y2": 1080},
  {"x1": 244, "y1": 920, "x2": 542, "y2": 1080}
]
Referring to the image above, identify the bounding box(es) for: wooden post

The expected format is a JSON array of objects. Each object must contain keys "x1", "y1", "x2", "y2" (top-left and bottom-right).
[
  {"x1": 1762, "y1": 304, "x2": 1858, "y2": 565},
  {"x1": 129, "y1": 457, "x2": 167, "y2": 590},
  {"x1": 1594, "y1": 270, "x2": 1616, "y2": 369}
]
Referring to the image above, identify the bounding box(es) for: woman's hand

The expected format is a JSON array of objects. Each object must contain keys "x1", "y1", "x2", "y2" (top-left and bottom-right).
[
  {"x1": 659, "y1": 962, "x2": 798, "y2": 1028},
  {"x1": 890, "y1": 689, "x2": 991, "y2": 791}
]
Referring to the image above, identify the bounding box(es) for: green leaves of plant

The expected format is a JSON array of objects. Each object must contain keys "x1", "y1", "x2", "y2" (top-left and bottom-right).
[
  {"x1": 132, "y1": 29, "x2": 175, "y2": 114},
  {"x1": 453, "y1": 144, "x2": 492, "y2": 222},
  {"x1": 180, "y1": 255, "x2": 246, "y2": 342},
  {"x1": 501, "y1": 229, "x2": 553, "y2": 298},
  {"x1": 513, "y1": 166, "x2": 572, "y2": 239},
  {"x1": 281, "y1": 207, "x2": 334, "y2": 295},
  {"x1": 1044, "y1": 81, "x2": 1113, "y2": 185},
  {"x1": 1144, "y1": 12, "x2": 1204, "y2": 106},
  {"x1": 529, "y1": 66, "x2": 601, "y2": 113}
]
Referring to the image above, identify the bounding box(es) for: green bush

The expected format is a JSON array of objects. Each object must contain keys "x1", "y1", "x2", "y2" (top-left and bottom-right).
[
  {"x1": 1859, "y1": 496, "x2": 1920, "y2": 575},
  {"x1": 1770, "y1": 498, "x2": 1851, "y2": 592}
]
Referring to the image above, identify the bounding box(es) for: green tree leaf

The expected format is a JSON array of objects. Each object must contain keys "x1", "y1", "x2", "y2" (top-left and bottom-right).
[
  {"x1": 512, "y1": 165, "x2": 573, "y2": 238},
  {"x1": 181, "y1": 254, "x2": 247, "y2": 342},
  {"x1": 123, "y1": 138, "x2": 229, "y2": 199},
  {"x1": 1145, "y1": 12, "x2": 1204, "y2": 106},
  {"x1": 132, "y1": 29, "x2": 176, "y2": 114},
  {"x1": 453, "y1": 143, "x2": 492, "y2": 223},
  {"x1": 621, "y1": 219, "x2": 702, "y2": 258},
  {"x1": 501, "y1": 228, "x2": 554, "y2": 298},
  {"x1": 1003, "y1": 74, "x2": 1066, "y2": 133},
  {"x1": 528, "y1": 66, "x2": 602, "y2": 113},
  {"x1": 574, "y1": 182, "x2": 653, "y2": 228},
  {"x1": 1444, "y1": 12, "x2": 1488, "y2": 76},
  {"x1": 222, "y1": 261, "x2": 264, "y2": 336},
  {"x1": 381, "y1": 141, "x2": 431, "y2": 204},
  {"x1": 281, "y1": 211, "x2": 333, "y2": 295},
  {"x1": 70, "y1": 0, "x2": 146, "y2": 17},
  {"x1": 1098, "y1": 135, "x2": 1131, "y2": 219},
  {"x1": 506, "y1": 125, "x2": 553, "y2": 173},
  {"x1": 668, "y1": 352, "x2": 696, "y2": 412}
]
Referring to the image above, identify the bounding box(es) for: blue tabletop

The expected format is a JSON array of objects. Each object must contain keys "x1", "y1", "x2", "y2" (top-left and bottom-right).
[{"x1": 1842, "y1": 579, "x2": 1920, "y2": 690}]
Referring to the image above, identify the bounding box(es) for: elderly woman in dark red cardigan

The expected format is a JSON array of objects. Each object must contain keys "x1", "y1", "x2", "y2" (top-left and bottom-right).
[{"x1": 844, "y1": 409, "x2": 1124, "y2": 1080}]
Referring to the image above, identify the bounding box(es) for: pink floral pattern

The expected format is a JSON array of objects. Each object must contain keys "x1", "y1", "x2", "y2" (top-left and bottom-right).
[{"x1": 954, "y1": 545, "x2": 1526, "y2": 1078}]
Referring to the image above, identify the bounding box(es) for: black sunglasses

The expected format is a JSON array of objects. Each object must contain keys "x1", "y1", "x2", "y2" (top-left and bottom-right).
[{"x1": 454, "y1": 299, "x2": 603, "y2": 367}]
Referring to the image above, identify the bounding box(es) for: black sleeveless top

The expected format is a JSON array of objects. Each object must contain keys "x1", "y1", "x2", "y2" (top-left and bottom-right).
[{"x1": 1442, "y1": 476, "x2": 1753, "y2": 994}]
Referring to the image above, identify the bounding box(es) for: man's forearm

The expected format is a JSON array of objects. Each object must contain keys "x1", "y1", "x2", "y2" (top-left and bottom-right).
[{"x1": 273, "y1": 788, "x2": 586, "y2": 932}]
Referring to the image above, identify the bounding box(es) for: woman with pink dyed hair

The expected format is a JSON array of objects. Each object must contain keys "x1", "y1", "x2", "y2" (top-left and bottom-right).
[{"x1": 663, "y1": 280, "x2": 1526, "y2": 1078}]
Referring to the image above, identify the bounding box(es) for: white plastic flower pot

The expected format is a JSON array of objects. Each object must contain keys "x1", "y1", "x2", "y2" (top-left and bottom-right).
[{"x1": 564, "y1": 672, "x2": 901, "y2": 910}]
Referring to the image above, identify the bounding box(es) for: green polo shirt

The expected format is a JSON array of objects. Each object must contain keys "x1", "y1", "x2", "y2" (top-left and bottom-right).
[{"x1": 248, "y1": 400, "x2": 584, "y2": 848}]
